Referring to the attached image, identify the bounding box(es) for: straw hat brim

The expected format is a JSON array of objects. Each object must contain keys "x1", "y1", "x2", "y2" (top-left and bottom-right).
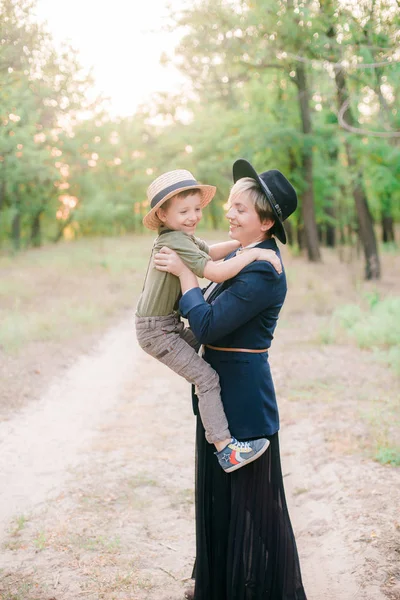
[{"x1": 143, "y1": 184, "x2": 216, "y2": 230}]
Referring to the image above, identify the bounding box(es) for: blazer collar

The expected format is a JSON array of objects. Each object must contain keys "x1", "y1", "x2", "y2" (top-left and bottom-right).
[{"x1": 251, "y1": 237, "x2": 278, "y2": 251}]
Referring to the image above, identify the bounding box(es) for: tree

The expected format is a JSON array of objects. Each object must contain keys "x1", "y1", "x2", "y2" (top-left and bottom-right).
[
  {"x1": 168, "y1": 0, "x2": 322, "y2": 259},
  {"x1": 0, "y1": 0, "x2": 96, "y2": 248}
]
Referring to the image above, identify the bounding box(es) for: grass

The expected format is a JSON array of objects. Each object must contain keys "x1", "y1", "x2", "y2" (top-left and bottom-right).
[
  {"x1": 375, "y1": 345, "x2": 400, "y2": 375},
  {"x1": 0, "y1": 302, "x2": 120, "y2": 353},
  {"x1": 282, "y1": 250, "x2": 400, "y2": 467},
  {"x1": 287, "y1": 374, "x2": 399, "y2": 466},
  {"x1": 10, "y1": 515, "x2": 28, "y2": 536},
  {"x1": 318, "y1": 294, "x2": 400, "y2": 374},
  {"x1": 170, "y1": 487, "x2": 195, "y2": 509},
  {"x1": 33, "y1": 530, "x2": 47, "y2": 551},
  {"x1": 69, "y1": 533, "x2": 122, "y2": 552},
  {"x1": 78, "y1": 568, "x2": 153, "y2": 596},
  {"x1": 309, "y1": 269, "x2": 400, "y2": 464},
  {"x1": 293, "y1": 487, "x2": 309, "y2": 496},
  {"x1": 0, "y1": 582, "x2": 34, "y2": 600},
  {"x1": 127, "y1": 474, "x2": 158, "y2": 489},
  {"x1": 374, "y1": 447, "x2": 400, "y2": 467},
  {"x1": 360, "y1": 394, "x2": 400, "y2": 466},
  {"x1": 0, "y1": 235, "x2": 153, "y2": 354},
  {"x1": 335, "y1": 295, "x2": 400, "y2": 349},
  {"x1": 3, "y1": 515, "x2": 30, "y2": 551},
  {"x1": 317, "y1": 324, "x2": 336, "y2": 345}
]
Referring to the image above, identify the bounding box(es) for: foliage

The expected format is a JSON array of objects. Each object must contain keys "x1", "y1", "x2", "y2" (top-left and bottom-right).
[
  {"x1": 330, "y1": 295, "x2": 400, "y2": 375},
  {"x1": 0, "y1": 0, "x2": 399, "y2": 251},
  {"x1": 375, "y1": 446, "x2": 400, "y2": 467},
  {"x1": 0, "y1": 0, "x2": 97, "y2": 247}
]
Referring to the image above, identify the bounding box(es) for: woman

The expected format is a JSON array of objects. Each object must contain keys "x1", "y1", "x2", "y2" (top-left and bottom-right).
[{"x1": 155, "y1": 158, "x2": 307, "y2": 600}]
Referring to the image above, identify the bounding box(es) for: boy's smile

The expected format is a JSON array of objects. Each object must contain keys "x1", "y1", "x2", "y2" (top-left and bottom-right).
[{"x1": 157, "y1": 192, "x2": 203, "y2": 234}]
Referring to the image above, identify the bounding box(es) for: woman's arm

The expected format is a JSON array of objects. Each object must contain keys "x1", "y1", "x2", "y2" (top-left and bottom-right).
[
  {"x1": 208, "y1": 240, "x2": 240, "y2": 261},
  {"x1": 180, "y1": 263, "x2": 284, "y2": 344}
]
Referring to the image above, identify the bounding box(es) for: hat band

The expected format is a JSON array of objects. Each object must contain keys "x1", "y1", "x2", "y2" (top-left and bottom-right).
[
  {"x1": 150, "y1": 179, "x2": 198, "y2": 208},
  {"x1": 262, "y1": 182, "x2": 283, "y2": 220}
]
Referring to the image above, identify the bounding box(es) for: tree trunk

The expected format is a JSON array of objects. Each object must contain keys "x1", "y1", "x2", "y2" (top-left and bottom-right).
[
  {"x1": 208, "y1": 199, "x2": 219, "y2": 230},
  {"x1": 31, "y1": 211, "x2": 43, "y2": 247},
  {"x1": 12, "y1": 212, "x2": 21, "y2": 250},
  {"x1": 297, "y1": 222, "x2": 305, "y2": 249},
  {"x1": 295, "y1": 64, "x2": 321, "y2": 262},
  {"x1": 285, "y1": 219, "x2": 294, "y2": 246},
  {"x1": 0, "y1": 180, "x2": 5, "y2": 212},
  {"x1": 53, "y1": 215, "x2": 73, "y2": 243},
  {"x1": 334, "y1": 67, "x2": 381, "y2": 279},
  {"x1": 372, "y1": 60, "x2": 396, "y2": 246},
  {"x1": 324, "y1": 144, "x2": 339, "y2": 249},
  {"x1": 325, "y1": 203, "x2": 336, "y2": 248},
  {"x1": 382, "y1": 214, "x2": 395, "y2": 243},
  {"x1": 326, "y1": 223, "x2": 336, "y2": 248}
]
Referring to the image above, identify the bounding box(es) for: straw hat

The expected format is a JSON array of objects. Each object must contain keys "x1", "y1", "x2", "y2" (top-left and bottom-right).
[{"x1": 143, "y1": 169, "x2": 216, "y2": 230}]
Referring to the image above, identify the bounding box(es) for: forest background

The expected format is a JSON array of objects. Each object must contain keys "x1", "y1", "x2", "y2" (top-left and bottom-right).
[
  {"x1": 1, "y1": 3, "x2": 400, "y2": 597},
  {"x1": 1, "y1": 0, "x2": 399, "y2": 277}
]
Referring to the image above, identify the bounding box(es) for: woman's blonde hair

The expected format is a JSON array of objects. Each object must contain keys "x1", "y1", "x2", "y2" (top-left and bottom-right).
[{"x1": 229, "y1": 177, "x2": 275, "y2": 226}]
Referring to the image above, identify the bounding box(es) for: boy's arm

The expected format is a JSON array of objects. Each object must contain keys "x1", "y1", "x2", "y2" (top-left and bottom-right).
[
  {"x1": 157, "y1": 232, "x2": 280, "y2": 283},
  {"x1": 203, "y1": 248, "x2": 281, "y2": 283},
  {"x1": 208, "y1": 240, "x2": 241, "y2": 261}
]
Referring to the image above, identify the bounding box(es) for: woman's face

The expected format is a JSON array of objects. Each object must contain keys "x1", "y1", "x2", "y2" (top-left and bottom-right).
[{"x1": 225, "y1": 193, "x2": 274, "y2": 247}]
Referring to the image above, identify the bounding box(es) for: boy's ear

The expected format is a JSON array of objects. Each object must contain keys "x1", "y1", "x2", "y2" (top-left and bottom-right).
[
  {"x1": 156, "y1": 207, "x2": 167, "y2": 223},
  {"x1": 261, "y1": 218, "x2": 275, "y2": 232}
]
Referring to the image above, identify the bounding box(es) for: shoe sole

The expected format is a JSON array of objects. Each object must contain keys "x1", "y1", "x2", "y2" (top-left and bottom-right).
[{"x1": 224, "y1": 440, "x2": 270, "y2": 473}]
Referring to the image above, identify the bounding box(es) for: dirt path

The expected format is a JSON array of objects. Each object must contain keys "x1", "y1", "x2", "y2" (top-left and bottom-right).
[
  {"x1": 0, "y1": 322, "x2": 139, "y2": 540},
  {"x1": 0, "y1": 315, "x2": 399, "y2": 600}
]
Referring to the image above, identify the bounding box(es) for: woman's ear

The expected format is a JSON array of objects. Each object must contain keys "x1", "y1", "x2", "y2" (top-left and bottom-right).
[{"x1": 261, "y1": 218, "x2": 275, "y2": 232}]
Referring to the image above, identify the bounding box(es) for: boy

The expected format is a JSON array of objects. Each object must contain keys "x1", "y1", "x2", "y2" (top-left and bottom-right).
[{"x1": 135, "y1": 169, "x2": 281, "y2": 472}]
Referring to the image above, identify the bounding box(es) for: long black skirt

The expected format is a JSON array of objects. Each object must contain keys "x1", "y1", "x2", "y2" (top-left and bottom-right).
[{"x1": 192, "y1": 417, "x2": 307, "y2": 600}]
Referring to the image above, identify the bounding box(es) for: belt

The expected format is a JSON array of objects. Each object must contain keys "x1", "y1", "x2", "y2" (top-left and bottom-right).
[{"x1": 205, "y1": 344, "x2": 269, "y2": 354}]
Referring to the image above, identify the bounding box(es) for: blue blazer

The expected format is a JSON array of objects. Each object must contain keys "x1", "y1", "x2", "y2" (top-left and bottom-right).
[{"x1": 179, "y1": 238, "x2": 287, "y2": 440}]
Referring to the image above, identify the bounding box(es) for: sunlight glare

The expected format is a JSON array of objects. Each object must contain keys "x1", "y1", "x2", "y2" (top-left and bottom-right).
[{"x1": 34, "y1": 0, "x2": 186, "y2": 117}]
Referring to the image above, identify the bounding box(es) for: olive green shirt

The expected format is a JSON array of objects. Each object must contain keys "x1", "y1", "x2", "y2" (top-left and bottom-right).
[{"x1": 135, "y1": 228, "x2": 211, "y2": 317}]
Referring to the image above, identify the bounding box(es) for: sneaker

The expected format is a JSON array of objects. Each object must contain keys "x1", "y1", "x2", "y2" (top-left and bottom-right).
[{"x1": 216, "y1": 437, "x2": 270, "y2": 473}]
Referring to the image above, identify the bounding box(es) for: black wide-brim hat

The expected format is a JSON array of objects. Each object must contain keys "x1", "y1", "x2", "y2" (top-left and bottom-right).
[{"x1": 232, "y1": 159, "x2": 298, "y2": 244}]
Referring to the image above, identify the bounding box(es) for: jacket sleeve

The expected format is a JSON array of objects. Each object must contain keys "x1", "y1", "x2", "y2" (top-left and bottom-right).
[{"x1": 179, "y1": 262, "x2": 283, "y2": 344}]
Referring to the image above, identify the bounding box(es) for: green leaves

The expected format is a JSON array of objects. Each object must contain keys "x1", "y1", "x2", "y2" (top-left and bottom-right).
[{"x1": 0, "y1": 0, "x2": 398, "y2": 250}]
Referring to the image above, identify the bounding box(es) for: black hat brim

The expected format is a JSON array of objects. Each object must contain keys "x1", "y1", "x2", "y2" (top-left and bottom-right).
[{"x1": 233, "y1": 159, "x2": 287, "y2": 244}]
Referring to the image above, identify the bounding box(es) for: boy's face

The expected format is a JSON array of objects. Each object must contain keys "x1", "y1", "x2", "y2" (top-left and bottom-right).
[{"x1": 157, "y1": 192, "x2": 203, "y2": 235}]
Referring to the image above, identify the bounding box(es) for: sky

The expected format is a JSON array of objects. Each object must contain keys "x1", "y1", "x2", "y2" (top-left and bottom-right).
[{"x1": 34, "y1": 0, "x2": 186, "y2": 117}]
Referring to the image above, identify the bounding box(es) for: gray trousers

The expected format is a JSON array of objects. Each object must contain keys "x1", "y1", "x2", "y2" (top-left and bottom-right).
[{"x1": 135, "y1": 313, "x2": 231, "y2": 444}]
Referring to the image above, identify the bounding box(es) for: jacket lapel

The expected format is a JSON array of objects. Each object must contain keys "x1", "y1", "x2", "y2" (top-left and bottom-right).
[
  {"x1": 202, "y1": 248, "x2": 238, "y2": 303},
  {"x1": 204, "y1": 281, "x2": 224, "y2": 303}
]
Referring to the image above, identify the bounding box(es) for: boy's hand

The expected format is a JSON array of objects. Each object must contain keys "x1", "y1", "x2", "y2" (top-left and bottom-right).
[
  {"x1": 154, "y1": 246, "x2": 188, "y2": 277},
  {"x1": 255, "y1": 249, "x2": 282, "y2": 274}
]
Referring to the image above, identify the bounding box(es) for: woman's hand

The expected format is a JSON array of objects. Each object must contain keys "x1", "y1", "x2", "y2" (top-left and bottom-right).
[
  {"x1": 154, "y1": 246, "x2": 188, "y2": 277},
  {"x1": 255, "y1": 249, "x2": 282, "y2": 274}
]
